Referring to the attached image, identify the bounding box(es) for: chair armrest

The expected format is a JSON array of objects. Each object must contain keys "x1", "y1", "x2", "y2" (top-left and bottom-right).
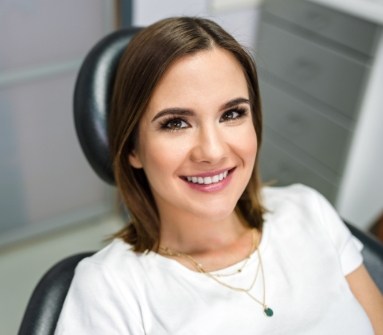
[{"x1": 18, "y1": 252, "x2": 94, "y2": 335}]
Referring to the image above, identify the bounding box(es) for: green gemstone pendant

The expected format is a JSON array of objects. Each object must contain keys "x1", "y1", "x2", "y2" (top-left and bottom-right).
[{"x1": 264, "y1": 307, "x2": 274, "y2": 317}]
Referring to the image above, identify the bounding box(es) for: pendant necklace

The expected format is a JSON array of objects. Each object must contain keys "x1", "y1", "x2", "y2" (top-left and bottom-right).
[{"x1": 159, "y1": 229, "x2": 274, "y2": 317}]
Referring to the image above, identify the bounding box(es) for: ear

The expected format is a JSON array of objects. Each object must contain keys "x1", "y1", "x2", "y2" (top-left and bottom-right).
[{"x1": 128, "y1": 150, "x2": 143, "y2": 169}]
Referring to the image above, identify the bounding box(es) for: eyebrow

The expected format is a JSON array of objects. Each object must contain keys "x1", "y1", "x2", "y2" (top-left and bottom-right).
[
  {"x1": 151, "y1": 97, "x2": 250, "y2": 123},
  {"x1": 151, "y1": 108, "x2": 194, "y2": 122},
  {"x1": 221, "y1": 97, "x2": 250, "y2": 110}
]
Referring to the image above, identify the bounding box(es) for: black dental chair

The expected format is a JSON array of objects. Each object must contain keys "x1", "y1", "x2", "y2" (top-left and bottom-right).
[{"x1": 18, "y1": 27, "x2": 383, "y2": 335}]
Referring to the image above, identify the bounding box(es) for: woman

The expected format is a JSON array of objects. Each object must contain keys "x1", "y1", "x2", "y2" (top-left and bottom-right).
[{"x1": 55, "y1": 17, "x2": 383, "y2": 334}]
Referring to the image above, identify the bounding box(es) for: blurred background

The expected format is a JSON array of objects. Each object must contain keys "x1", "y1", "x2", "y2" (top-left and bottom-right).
[{"x1": 0, "y1": 0, "x2": 382, "y2": 333}]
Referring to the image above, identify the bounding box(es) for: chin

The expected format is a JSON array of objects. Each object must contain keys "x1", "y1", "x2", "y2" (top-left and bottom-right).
[{"x1": 191, "y1": 203, "x2": 238, "y2": 222}]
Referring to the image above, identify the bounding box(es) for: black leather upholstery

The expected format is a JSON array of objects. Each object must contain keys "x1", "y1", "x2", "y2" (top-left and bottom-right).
[
  {"x1": 18, "y1": 252, "x2": 93, "y2": 335},
  {"x1": 74, "y1": 27, "x2": 141, "y2": 185}
]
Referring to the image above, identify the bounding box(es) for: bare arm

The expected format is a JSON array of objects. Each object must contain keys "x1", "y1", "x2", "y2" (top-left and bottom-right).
[{"x1": 346, "y1": 264, "x2": 383, "y2": 334}]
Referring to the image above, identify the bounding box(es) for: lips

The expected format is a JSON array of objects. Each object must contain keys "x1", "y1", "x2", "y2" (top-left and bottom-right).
[{"x1": 183, "y1": 168, "x2": 233, "y2": 185}]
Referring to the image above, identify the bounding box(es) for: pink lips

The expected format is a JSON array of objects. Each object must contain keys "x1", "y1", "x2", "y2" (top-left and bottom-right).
[
  {"x1": 188, "y1": 168, "x2": 231, "y2": 178},
  {"x1": 182, "y1": 168, "x2": 235, "y2": 193}
]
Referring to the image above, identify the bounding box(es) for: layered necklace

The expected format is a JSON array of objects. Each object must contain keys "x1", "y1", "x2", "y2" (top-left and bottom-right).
[{"x1": 159, "y1": 229, "x2": 274, "y2": 317}]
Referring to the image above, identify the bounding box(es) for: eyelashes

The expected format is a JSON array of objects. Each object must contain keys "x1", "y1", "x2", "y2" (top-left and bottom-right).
[
  {"x1": 159, "y1": 117, "x2": 189, "y2": 131},
  {"x1": 220, "y1": 107, "x2": 248, "y2": 122},
  {"x1": 158, "y1": 107, "x2": 249, "y2": 132}
]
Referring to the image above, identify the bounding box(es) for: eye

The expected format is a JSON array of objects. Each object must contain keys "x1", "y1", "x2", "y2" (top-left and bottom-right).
[
  {"x1": 160, "y1": 118, "x2": 189, "y2": 131},
  {"x1": 220, "y1": 107, "x2": 248, "y2": 122}
]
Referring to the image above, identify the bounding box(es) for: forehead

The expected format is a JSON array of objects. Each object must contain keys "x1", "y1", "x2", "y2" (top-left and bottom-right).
[{"x1": 146, "y1": 47, "x2": 249, "y2": 114}]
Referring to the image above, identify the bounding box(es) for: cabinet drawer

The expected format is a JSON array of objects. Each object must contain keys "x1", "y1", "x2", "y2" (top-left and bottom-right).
[
  {"x1": 262, "y1": 0, "x2": 378, "y2": 57},
  {"x1": 257, "y1": 22, "x2": 369, "y2": 119},
  {"x1": 260, "y1": 81, "x2": 351, "y2": 174},
  {"x1": 260, "y1": 138, "x2": 337, "y2": 202}
]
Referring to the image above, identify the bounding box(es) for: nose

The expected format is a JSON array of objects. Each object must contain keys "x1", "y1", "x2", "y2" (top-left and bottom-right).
[{"x1": 190, "y1": 125, "x2": 227, "y2": 164}]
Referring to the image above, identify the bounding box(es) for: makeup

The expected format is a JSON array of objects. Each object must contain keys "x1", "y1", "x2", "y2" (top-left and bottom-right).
[{"x1": 182, "y1": 168, "x2": 235, "y2": 193}]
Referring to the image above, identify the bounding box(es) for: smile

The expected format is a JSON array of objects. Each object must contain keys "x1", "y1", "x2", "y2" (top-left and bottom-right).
[{"x1": 185, "y1": 170, "x2": 230, "y2": 185}]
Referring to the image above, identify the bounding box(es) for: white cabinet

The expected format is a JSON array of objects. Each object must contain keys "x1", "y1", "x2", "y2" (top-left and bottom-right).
[{"x1": 256, "y1": 0, "x2": 383, "y2": 229}]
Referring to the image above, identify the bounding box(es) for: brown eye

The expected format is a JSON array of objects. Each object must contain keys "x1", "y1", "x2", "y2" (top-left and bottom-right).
[
  {"x1": 220, "y1": 108, "x2": 247, "y2": 122},
  {"x1": 160, "y1": 118, "x2": 189, "y2": 131}
]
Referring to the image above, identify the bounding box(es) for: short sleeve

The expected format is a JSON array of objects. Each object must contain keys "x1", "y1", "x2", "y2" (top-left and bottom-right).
[
  {"x1": 313, "y1": 188, "x2": 363, "y2": 276},
  {"x1": 55, "y1": 259, "x2": 144, "y2": 335}
]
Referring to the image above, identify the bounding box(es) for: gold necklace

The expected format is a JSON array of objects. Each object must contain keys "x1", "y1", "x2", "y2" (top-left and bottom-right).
[
  {"x1": 159, "y1": 229, "x2": 274, "y2": 317},
  {"x1": 161, "y1": 228, "x2": 256, "y2": 276},
  {"x1": 213, "y1": 227, "x2": 256, "y2": 277}
]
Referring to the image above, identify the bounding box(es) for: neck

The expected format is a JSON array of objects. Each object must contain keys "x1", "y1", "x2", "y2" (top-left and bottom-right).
[
  {"x1": 158, "y1": 211, "x2": 259, "y2": 272},
  {"x1": 159, "y1": 211, "x2": 244, "y2": 251}
]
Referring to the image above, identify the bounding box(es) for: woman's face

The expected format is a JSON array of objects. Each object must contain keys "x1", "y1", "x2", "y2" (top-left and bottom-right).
[{"x1": 129, "y1": 47, "x2": 258, "y2": 225}]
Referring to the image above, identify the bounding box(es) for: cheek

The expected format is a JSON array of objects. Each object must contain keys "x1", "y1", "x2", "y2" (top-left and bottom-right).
[
  {"x1": 234, "y1": 124, "x2": 258, "y2": 161},
  {"x1": 140, "y1": 137, "x2": 188, "y2": 178}
]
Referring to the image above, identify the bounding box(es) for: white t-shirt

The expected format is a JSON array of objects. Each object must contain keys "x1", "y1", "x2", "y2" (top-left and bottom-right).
[{"x1": 55, "y1": 184, "x2": 373, "y2": 334}]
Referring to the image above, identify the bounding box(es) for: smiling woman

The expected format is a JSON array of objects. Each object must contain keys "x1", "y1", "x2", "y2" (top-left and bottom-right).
[
  {"x1": 109, "y1": 17, "x2": 264, "y2": 255},
  {"x1": 54, "y1": 17, "x2": 383, "y2": 335},
  {"x1": 127, "y1": 47, "x2": 258, "y2": 251}
]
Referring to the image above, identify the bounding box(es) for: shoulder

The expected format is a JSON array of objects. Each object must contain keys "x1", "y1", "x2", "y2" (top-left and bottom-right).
[
  {"x1": 56, "y1": 239, "x2": 146, "y2": 333},
  {"x1": 261, "y1": 182, "x2": 343, "y2": 233},
  {"x1": 66, "y1": 239, "x2": 151, "y2": 311},
  {"x1": 260, "y1": 183, "x2": 346, "y2": 250},
  {"x1": 85, "y1": 238, "x2": 137, "y2": 268},
  {"x1": 262, "y1": 182, "x2": 319, "y2": 200},
  {"x1": 261, "y1": 183, "x2": 362, "y2": 275},
  {"x1": 73, "y1": 239, "x2": 147, "y2": 290},
  {"x1": 261, "y1": 183, "x2": 324, "y2": 218}
]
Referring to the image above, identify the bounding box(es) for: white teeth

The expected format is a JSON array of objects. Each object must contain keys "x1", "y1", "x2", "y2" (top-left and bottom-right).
[
  {"x1": 204, "y1": 176, "x2": 212, "y2": 184},
  {"x1": 185, "y1": 170, "x2": 230, "y2": 185}
]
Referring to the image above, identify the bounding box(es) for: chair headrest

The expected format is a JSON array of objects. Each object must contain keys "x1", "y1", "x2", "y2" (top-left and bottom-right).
[{"x1": 73, "y1": 27, "x2": 141, "y2": 185}]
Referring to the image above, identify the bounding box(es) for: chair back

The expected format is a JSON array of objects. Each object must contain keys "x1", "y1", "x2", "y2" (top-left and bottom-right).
[
  {"x1": 18, "y1": 252, "x2": 93, "y2": 335},
  {"x1": 74, "y1": 27, "x2": 141, "y2": 185}
]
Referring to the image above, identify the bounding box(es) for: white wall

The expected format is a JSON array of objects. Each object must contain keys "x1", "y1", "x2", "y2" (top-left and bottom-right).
[{"x1": 133, "y1": 0, "x2": 262, "y2": 52}]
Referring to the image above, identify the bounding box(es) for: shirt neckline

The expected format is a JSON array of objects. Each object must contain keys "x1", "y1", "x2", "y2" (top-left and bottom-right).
[{"x1": 147, "y1": 225, "x2": 270, "y2": 277}]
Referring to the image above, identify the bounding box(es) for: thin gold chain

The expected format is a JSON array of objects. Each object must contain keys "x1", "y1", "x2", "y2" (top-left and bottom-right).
[
  {"x1": 214, "y1": 229, "x2": 256, "y2": 277},
  {"x1": 160, "y1": 228, "x2": 256, "y2": 274},
  {"x1": 159, "y1": 229, "x2": 274, "y2": 316}
]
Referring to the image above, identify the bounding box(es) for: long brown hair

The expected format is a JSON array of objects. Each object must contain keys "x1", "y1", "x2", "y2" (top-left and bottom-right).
[{"x1": 109, "y1": 17, "x2": 264, "y2": 252}]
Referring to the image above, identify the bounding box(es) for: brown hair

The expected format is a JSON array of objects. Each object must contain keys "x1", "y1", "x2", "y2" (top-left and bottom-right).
[{"x1": 109, "y1": 17, "x2": 264, "y2": 252}]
